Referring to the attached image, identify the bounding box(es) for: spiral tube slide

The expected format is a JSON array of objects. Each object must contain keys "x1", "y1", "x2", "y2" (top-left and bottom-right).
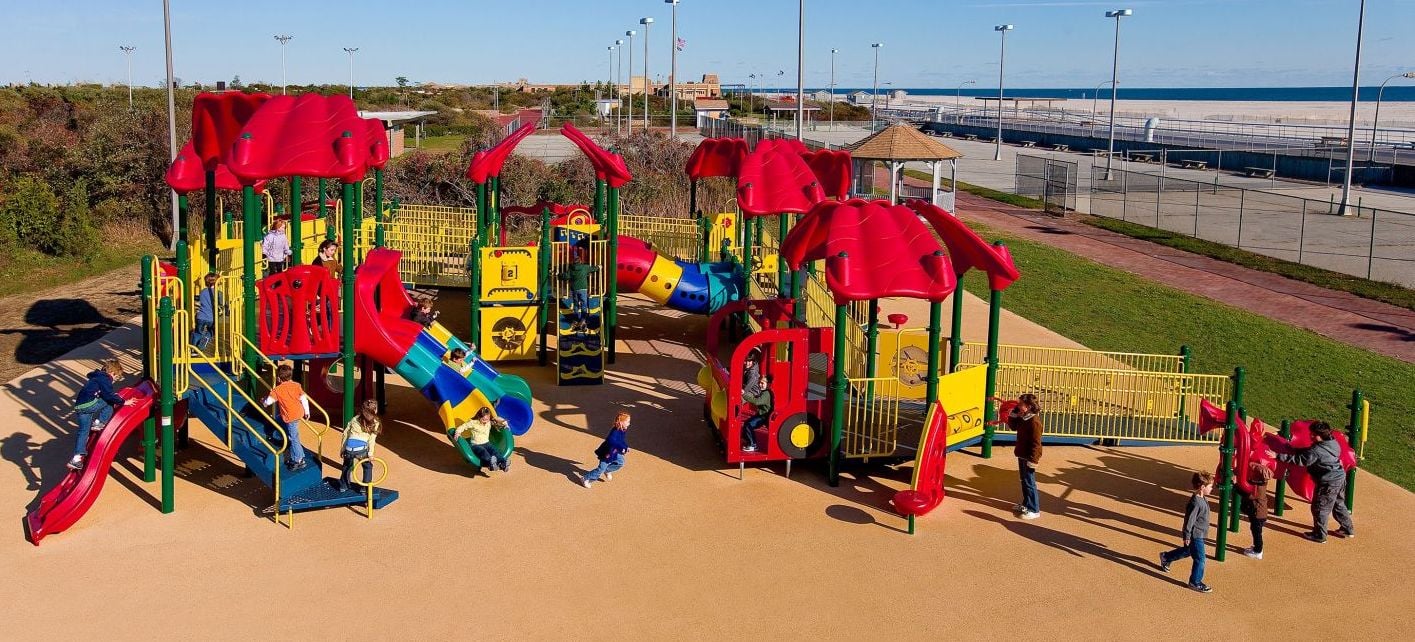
[{"x1": 614, "y1": 235, "x2": 741, "y2": 315}]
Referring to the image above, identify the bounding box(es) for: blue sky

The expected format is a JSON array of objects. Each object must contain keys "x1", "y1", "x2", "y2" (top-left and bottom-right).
[{"x1": 2, "y1": 0, "x2": 1412, "y2": 89}]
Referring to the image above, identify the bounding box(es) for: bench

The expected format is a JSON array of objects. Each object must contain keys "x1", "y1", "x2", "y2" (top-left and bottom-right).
[
  {"x1": 1019, "y1": 140, "x2": 1037, "y2": 148},
  {"x1": 1179, "y1": 159, "x2": 1208, "y2": 170},
  {"x1": 1130, "y1": 153, "x2": 1154, "y2": 163},
  {"x1": 1052, "y1": 144, "x2": 1070, "y2": 152},
  {"x1": 938, "y1": 130, "x2": 954, "y2": 138},
  {"x1": 962, "y1": 134, "x2": 978, "y2": 141},
  {"x1": 1244, "y1": 167, "x2": 1275, "y2": 178},
  {"x1": 1319, "y1": 136, "x2": 1349, "y2": 148}
]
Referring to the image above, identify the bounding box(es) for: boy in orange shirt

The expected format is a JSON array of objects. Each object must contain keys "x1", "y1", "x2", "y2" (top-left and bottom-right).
[{"x1": 262, "y1": 363, "x2": 311, "y2": 470}]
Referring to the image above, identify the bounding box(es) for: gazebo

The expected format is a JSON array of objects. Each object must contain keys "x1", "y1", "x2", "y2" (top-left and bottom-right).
[{"x1": 848, "y1": 124, "x2": 963, "y2": 207}]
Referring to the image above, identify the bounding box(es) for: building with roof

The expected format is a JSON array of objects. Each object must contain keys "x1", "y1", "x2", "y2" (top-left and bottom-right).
[
  {"x1": 848, "y1": 123, "x2": 963, "y2": 208},
  {"x1": 692, "y1": 98, "x2": 731, "y2": 127},
  {"x1": 357, "y1": 110, "x2": 436, "y2": 156},
  {"x1": 849, "y1": 91, "x2": 872, "y2": 105},
  {"x1": 657, "y1": 73, "x2": 721, "y2": 100}
]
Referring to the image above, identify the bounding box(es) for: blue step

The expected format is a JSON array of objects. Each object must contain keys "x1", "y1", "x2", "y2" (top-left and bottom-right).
[{"x1": 274, "y1": 481, "x2": 400, "y2": 512}]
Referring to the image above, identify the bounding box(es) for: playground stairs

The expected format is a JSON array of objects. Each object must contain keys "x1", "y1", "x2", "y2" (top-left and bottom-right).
[
  {"x1": 556, "y1": 295, "x2": 604, "y2": 386},
  {"x1": 183, "y1": 362, "x2": 398, "y2": 512}
]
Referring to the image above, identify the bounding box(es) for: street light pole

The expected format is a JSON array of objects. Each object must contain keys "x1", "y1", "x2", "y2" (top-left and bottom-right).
[
  {"x1": 641, "y1": 17, "x2": 653, "y2": 131},
  {"x1": 274, "y1": 34, "x2": 293, "y2": 95},
  {"x1": 161, "y1": 0, "x2": 178, "y2": 251},
  {"x1": 606, "y1": 46, "x2": 614, "y2": 125},
  {"x1": 343, "y1": 47, "x2": 359, "y2": 100},
  {"x1": 830, "y1": 48, "x2": 838, "y2": 131},
  {"x1": 626, "y1": 30, "x2": 636, "y2": 134},
  {"x1": 796, "y1": 0, "x2": 805, "y2": 141},
  {"x1": 119, "y1": 45, "x2": 136, "y2": 109},
  {"x1": 1104, "y1": 9, "x2": 1132, "y2": 176},
  {"x1": 1339, "y1": 0, "x2": 1365, "y2": 216},
  {"x1": 666, "y1": 0, "x2": 680, "y2": 139},
  {"x1": 1092, "y1": 80, "x2": 1114, "y2": 135},
  {"x1": 615, "y1": 39, "x2": 624, "y2": 135},
  {"x1": 870, "y1": 43, "x2": 883, "y2": 131},
  {"x1": 994, "y1": 24, "x2": 1013, "y2": 161},
  {"x1": 1370, "y1": 71, "x2": 1415, "y2": 162}
]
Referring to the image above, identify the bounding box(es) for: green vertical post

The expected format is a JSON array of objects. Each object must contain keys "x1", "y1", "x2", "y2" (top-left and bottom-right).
[
  {"x1": 948, "y1": 279, "x2": 964, "y2": 372},
  {"x1": 177, "y1": 194, "x2": 190, "y2": 248},
  {"x1": 606, "y1": 186, "x2": 621, "y2": 364},
  {"x1": 476, "y1": 182, "x2": 488, "y2": 237},
  {"x1": 828, "y1": 296, "x2": 849, "y2": 487},
  {"x1": 340, "y1": 169, "x2": 357, "y2": 425},
  {"x1": 791, "y1": 268, "x2": 805, "y2": 324},
  {"x1": 139, "y1": 255, "x2": 156, "y2": 483},
  {"x1": 1346, "y1": 388, "x2": 1363, "y2": 512},
  {"x1": 538, "y1": 207, "x2": 552, "y2": 366},
  {"x1": 1177, "y1": 344, "x2": 1192, "y2": 425},
  {"x1": 175, "y1": 241, "x2": 190, "y2": 311},
  {"x1": 204, "y1": 171, "x2": 218, "y2": 269},
  {"x1": 926, "y1": 297, "x2": 943, "y2": 408},
  {"x1": 742, "y1": 216, "x2": 755, "y2": 278},
  {"x1": 353, "y1": 180, "x2": 364, "y2": 246},
  {"x1": 593, "y1": 179, "x2": 606, "y2": 223},
  {"x1": 320, "y1": 178, "x2": 335, "y2": 241},
  {"x1": 240, "y1": 180, "x2": 260, "y2": 380},
  {"x1": 777, "y1": 214, "x2": 790, "y2": 298},
  {"x1": 289, "y1": 176, "x2": 303, "y2": 264},
  {"x1": 157, "y1": 296, "x2": 176, "y2": 514},
  {"x1": 980, "y1": 266, "x2": 1004, "y2": 458},
  {"x1": 1229, "y1": 366, "x2": 1246, "y2": 533},
  {"x1": 489, "y1": 175, "x2": 501, "y2": 239},
  {"x1": 1273, "y1": 419, "x2": 1291, "y2": 516},
  {"x1": 374, "y1": 168, "x2": 385, "y2": 248},
  {"x1": 1216, "y1": 400, "x2": 1238, "y2": 562},
  {"x1": 699, "y1": 215, "x2": 711, "y2": 264},
  {"x1": 469, "y1": 237, "x2": 482, "y2": 348}
]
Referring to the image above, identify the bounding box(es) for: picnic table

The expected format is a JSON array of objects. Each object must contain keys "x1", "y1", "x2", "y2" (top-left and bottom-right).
[
  {"x1": 1179, "y1": 159, "x2": 1208, "y2": 170},
  {"x1": 1130, "y1": 153, "x2": 1155, "y2": 163},
  {"x1": 1052, "y1": 143, "x2": 1070, "y2": 152},
  {"x1": 1244, "y1": 167, "x2": 1275, "y2": 178},
  {"x1": 1019, "y1": 141, "x2": 1037, "y2": 148}
]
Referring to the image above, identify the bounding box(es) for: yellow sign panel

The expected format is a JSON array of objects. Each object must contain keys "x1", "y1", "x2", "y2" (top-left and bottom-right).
[
  {"x1": 938, "y1": 365, "x2": 987, "y2": 447},
  {"x1": 480, "y1": 246, "x2": 540, "y2": 303},
  {"x1": 479, "y1": 305, "x2": 539, "y2": 361},
  {"x1": 876, "y1": 329, "x2": 933, "y2": 399},
  {"x1": 708, "y1": 212, "x2": 739, "y2": 258}
]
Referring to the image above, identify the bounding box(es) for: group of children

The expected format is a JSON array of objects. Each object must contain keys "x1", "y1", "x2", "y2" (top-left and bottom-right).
[{"x1": 1007, "y1": 396, "x2": 1357, "y2": 594}]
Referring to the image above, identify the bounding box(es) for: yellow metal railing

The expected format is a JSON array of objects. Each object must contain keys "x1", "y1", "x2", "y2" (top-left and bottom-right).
[
  {"x1": 989, "y1": 364, "x2": 1230, "y2": 443},
  {"x1": 957, "y1": 342, "x2": 1184, "y2": 373},
  {"x1": 350, "y1": 456, "x2": 390, "y2": 519},
  {"x1": 842, "y1": 376, "x2": 907, "y2": 458},
  {"x1": 233, "y1": 332, "x2": 333, "y2": 464},
  {"x1": 550, "y1": 240, "x2": 609, "y2": 299},
  {"x1": 619, "y1": 214, "x2": 701, "y2": 261},
  {"x1": 357, "y1": 203, "x2": 478, "y2": 287}
]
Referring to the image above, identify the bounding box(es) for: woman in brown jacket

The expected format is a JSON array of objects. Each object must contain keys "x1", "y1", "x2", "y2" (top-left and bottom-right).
[
  {"x1": 1240, "y1": 459, "x2": 1274, "y2": 559},
  {"x1": 1010, "y1": 393, "x2": 1044, "y2": 519}
]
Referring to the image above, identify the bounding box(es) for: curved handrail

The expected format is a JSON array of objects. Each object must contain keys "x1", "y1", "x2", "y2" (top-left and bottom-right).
[
  {"x1": 233, "y1": 331, "x2": 332, "y2": 464},
  {"x1": 349, "y1": 456, "x2": 390, "y2": 519}
]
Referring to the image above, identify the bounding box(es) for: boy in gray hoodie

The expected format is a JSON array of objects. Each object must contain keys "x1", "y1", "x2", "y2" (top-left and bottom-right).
[
  {"x1": 1159, "y1": 471, "x2": 1214, "y2": 593},
  {"x1": 1275, "y1": 421, "x2": 1354, "y2": 543}
]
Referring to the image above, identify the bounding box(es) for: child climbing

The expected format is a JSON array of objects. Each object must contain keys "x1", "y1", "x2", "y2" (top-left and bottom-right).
[
  {"x1": 191, "y1": 272, "x2": 223, "y2": 351},
  {"x1": 582, "y1": 411, "x2": 631, "y2": 489},
  {"x1": 1272, "y1": 421, "x2": 1354, "y2": 543},
  {"x1": 338, "y1": 399, "x2": 381, "y2": 492},
  {"x1": 67, "y1": 359, "x2": 133, "y2": 471},
  {"x1": 261, "y1": 363, "x2": 311, "y2": 470},
  {"x1": 559, "y1": 251, "x2": 599, "y2": 322},
  {"x1": 1158, "y1": 471, "x2": 1215, "y2": 593}
]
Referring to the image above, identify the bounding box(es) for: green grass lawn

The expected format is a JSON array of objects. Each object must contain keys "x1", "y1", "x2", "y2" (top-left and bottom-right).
[
  {"x1": 959, "y1": 222, "x2": 1415, "y2": 493},
  {"x1": 416, "y1": 134, "x2": 467, "y2": 153},
  {"x1": 0, "y1": 236, "x2": 161, "y2": 298}
]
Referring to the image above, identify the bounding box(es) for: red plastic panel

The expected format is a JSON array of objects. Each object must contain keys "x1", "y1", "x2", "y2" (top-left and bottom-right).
[
  {"x1": 353, "y1": 248, "x2": 424, "y2": 367},
  {"x1": 800, "y1": 149, "x2": 853, "y2": 201},
  {"x1": 894, "y1": 400, "x2": 949, "y2": 517},
  {"x1": 225, "y1": 94, "x2": 370, "y2": 184},
  {"x1": 685, "y1": 137, "x2": 748, "y2": 180},
  {"x1": 364, "y1": 118, "x2": 390, "y2": 170},
  {"x1": 908, "y1": 200, "x2": 1021, "y2": 290},
  {"x1": 736, "y1": 138, "x2": 825, "y2": 216},
  {"x1": 1262, "y1": 419, "x2": 1357, "y2": 502},
  {"x1": 780, "y1": 198, "x2": 957, "y2": 304},
  {"x1": 166, "y1": 141, "x2": 267, "y2": 193},
  {"x1": 465, "y1": 122, "x2": 535, "y2": 183},
  {"x1": 258, "y1": 266, "x2": 341, "y2": 356},
  {"x1": 191, "y1": 91, "x2": 270, "y2": 171},
  {"x1": 560, "y1": 123, "x2": 633, "y2": 188}
]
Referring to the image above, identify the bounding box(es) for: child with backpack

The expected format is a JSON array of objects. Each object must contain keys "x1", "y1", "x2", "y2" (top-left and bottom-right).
[{"x1": 338, "y1": 399, "x2": 381, "y2": 492}]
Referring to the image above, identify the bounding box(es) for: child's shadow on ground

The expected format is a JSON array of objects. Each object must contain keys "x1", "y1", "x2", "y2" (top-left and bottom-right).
[
  {"x1": 964, "y1": 509, "x2": 1191, "y2": 588},
  {"x1": 516, "y1": 447, "x2": 588, "y2": 486}
]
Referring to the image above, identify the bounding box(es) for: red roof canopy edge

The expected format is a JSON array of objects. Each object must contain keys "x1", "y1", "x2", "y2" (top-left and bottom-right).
[{"x1": 906, "y1": 200, "x2": 1021, "y2": 291}]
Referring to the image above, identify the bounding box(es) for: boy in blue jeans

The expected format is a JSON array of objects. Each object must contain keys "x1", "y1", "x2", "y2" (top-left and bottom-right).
[
  {"x1": 1159, "y1": 471, "x2": 1215, "y2": 593},
  {"x1": 192, "y1": 273, "x2": 222, "y2": 351},
  {"x1": 67, "y1": 359, "x2": 133, "y2": 470},
  {"x1": 582, "y1": 412, "x2": 630, "y2": 488}
]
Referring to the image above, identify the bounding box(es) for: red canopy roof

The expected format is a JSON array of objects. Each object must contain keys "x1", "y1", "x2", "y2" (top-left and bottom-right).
[
  {"x1": 464, "y1": 123, "x2": 535, "y2": 183},
  {"x1": 780, "y1": 199, "x2": 957, "y2": 304},
  {"x1": 736, "y1": 138, "x2": 825, "y2": 217},
  {"x1": 800, "y1": 149, "x2": 853, "y2": 200},
  {"x1": 685, "y1": 137, "x2": 748, "y2": 180},
  {"x1": 907, "y1": 201, "x2": 1021, "y2": 291},
  {"x1": 224, "y1": 94, "x2": 371, "y2": 185},
  {"x1": 191, "y1": 92, "x2": 270, "y2": 171},
  {"x1": 363, "y1": 118, "x2": 390, "y2": 170},
  {"x1": 560, "y1": 123, "x2": 633, "y2": 188},
  {"x1": 166, "y1": 141, "x2": 268, "y2": 193}
]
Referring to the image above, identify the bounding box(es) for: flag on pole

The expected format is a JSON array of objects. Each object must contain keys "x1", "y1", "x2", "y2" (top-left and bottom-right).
[{"x1": 675, "y1": 37, "x2": 686, "y2": 51}]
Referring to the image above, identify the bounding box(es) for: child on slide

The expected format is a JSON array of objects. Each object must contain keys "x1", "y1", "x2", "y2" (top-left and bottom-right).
[
  {"x1": 68, "y1": 359, "x2": 134, "y2": 471},
  {"x1": 454, "y1": 407, "x2": 509, "y2": 474}
]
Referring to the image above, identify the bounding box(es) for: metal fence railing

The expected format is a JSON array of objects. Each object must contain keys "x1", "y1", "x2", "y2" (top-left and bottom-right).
[
  {"x1": 956, "y1": 342, "x2": 1185, "y2": 374},
  {"x1": 358, "y1": 204, "x2": 478, "y2": 288},
  {"x1": 1016, "y1": 153, "x2": 1078, "y2": 213},
  {"x1": 618, "y1": 214, "x2": 701, "y2": 261},
  {"x1": 1090, "y1": 167, "x2": 1415, "y2": 287}
]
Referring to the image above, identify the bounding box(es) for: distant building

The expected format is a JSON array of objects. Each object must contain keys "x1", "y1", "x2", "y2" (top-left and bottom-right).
[
  {"x1": 890, "y1": 89, "x2": 908, "y2": 102},
  {"x1": 849, "y1": 91, "x2": 871, "y2": 105},
  {"x1": 811, "y1": 90, "x2": 835, "y2": 102},
  {"x1": 657, "y1": 73, "x2": 721, "y2": 100},
  {"x1": 357, "y1": 110, "x2": 436, "y2": 156},
  {"x1": 692, "y1": 98, "x2": 730, "y2": 127}
]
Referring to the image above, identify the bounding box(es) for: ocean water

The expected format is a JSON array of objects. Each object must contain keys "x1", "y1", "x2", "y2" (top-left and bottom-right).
[{"x1": 808, "y1": 86, "x2": 1415, "y2": 102}]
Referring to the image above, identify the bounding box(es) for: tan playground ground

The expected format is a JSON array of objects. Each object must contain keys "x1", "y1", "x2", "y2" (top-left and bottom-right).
[{"x1": 2, "y1": 293, "x2": 1412, "y2": 640}]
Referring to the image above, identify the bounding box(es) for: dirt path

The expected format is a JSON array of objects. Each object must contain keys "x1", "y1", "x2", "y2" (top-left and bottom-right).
[{"x1": 0, "y1": 265, "x2": 142, "y2": 382}]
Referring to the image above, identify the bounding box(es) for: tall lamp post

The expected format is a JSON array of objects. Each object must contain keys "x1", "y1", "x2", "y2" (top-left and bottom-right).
[
  {"x1": 795, "y1": 0, "x2": 805, "y2": 141},
  {"x1": 1370, "y1": 71, "x2": 1414, "y2": 162},
  {"x1": 955, "y1": 79, "x2": 975, "y2": 107},
  {"x1": 1104, "y1": 9, "x2": 1132, "y2": 177},
  {"x1": 640, "y1": 17, "x2": 653, "y2": 131},
  {"x1": 626, "y1": 30, "x2": 636, "y2": 134},
  {"x1": 274, "y1": 34, "x2": 293, "y2": 95},
  {"x1": 666, "y1": 0, "x2": 681, "y2": 138},
  {"x1": 615, "y1": 39, "x2": 624, "y2": 134},
  {"x1": 1338, "y1": 0, "x2": 1366, "y2": 216},
  {"x1": 119, "y1": 45, "x2": 136, "y2": 109},
  {"x1": 606, "y1": 46, "x2": 614, "y2": 125},
  {"x1": 1091, "y1": 79, "x2": 1115, "y2": 135},
  {"x1": 829, "y1": 48, "x2": 838, "y2": 131},
  {"x1": 162, "y1": 0, "x2": 178, "y2": 252},
  {"x1": 870, "y1": 42, "x2": 883, "y2": 131},
  {"x1": 343, "y1": 47, "x2": 359, "y2": 100},
  {"x1": 993, "y1": 24, "x2": 1013, "y2": 161}
]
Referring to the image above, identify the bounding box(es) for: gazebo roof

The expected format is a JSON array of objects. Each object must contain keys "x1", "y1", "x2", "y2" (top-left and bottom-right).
[{"x1": 849, "y1": 124, "x2": 963, "y2": 161}]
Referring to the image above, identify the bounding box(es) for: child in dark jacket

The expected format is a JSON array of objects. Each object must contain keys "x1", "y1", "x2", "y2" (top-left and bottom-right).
[
  {"x1": 1240, "y1": 460, "x2": 1274, "y2": 559},
  {"x1": 1159, "y1": 471, "x2": 1215, "y2": 593},
  {"x1": 68, "y1": 359, "x2": 134, "y2": 471},
  {"x1": 1274, "y1": 421, "x2": 1354, "y2": 543},
  {"x1": 582, "y1": 412, "x2": 631, "y2": 488},
  {"x1": 1009, "y1": 393, "x2": 1044, "y2": 519}
]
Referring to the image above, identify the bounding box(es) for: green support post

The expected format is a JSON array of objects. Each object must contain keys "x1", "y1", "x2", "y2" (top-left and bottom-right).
[
  {"x1": 489, "y1": 176, "x2": 501, "y2": 238},
  {"x1": 1177, "y1": 344, "x2": 1192, "y2": 420},
  {"x1": 980, "y1": 251, "x2": 1005, "y2": 459},
  {"x1": 742, "y1": 215, "x2": 755, "y2": 278},
  {"x1": 1346, "y1": 388, "x2": 1363, "y2": 512},
  {"x1": 948, "y1": 276, "x2": 964, "y2": 372},
  {"x1": 926, "y1": 297, "x2": 943, "y2": 408},
  {"x1": 290, "y1": 176, "x2": 303, "y2": 264},
  {"x1": 320, "y1": 178, "x2": 335, "y2": 241},
  {"x1": 865, "y1": 300, "x2": 880, "y2": 396},
  {"x1": 157, "y1": 296, "x2": 176, "y2": 514},
  {"x1": 593, "y1": 179, "x2": 606, "y2": 223},
  {"x1": 777, "y1": 214, "x2": 790, "y2": 298},
  {"x1": 1274, "y1": 419, "x2": 1291, "y2": 516},
  {"x1": 538, "y1": 207, "x2": 552, "y2": 366},
  {"x1": 374, "y1": 168, "x2": 385, "y2": 248},
  {"x1": 689, "y1": 179, "x2": 698, "y2": 218},
  {"x1": 606, "y1": 186, "x2": 621, "y2": 364},
  {"x1": 240, "y1": 180, "x2": 260, "y2": 381},
  {"x1": 475, "y1": 182, "x2": 488, "y2": 237},
  {"x1": 1229, "y1": 366, "x2": 1246, "y2": 533},
  {"x1": 177, "y1": 194, "x2": 190, "y2": 248},
  {"x1": 175, "y1": 241, "x2": 190, "y2": 310},
  {"x1": 699, "y1": 215, "x2": 711, "y2": 264},
  {"x1": 340, "y1": 171, "x2": 357, "y2": 425},
  {"x1": 1216, "y1": 399, "x2": 1239, "y2": 562},
  {"x1": 204, "y1": 171, "x2": 218, "y2": 269},
  {"x1": 140, "y1": 255, "x2": 156, "y2": 483},
  {"x1": 828, "y1": 294, "x2": 849, "y2": 487},
  {"x1": 791, "y1": 268, "x2": 805, "y2": 324}
]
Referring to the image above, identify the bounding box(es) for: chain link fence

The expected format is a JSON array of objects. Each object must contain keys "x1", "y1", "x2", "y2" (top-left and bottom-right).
[{"x1": 1016, "y1": 154, "x2": 1078, "y2": 214}]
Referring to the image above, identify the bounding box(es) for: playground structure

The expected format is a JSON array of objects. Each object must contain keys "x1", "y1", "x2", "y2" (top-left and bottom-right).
[{"x1": 22, "y1": 91, "x2": 1375, "y2": 547}]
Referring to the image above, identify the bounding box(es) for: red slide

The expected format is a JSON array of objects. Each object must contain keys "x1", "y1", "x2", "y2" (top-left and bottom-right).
[{"x1": 25, "y1": 381, "x2": 157, "y2": 545}]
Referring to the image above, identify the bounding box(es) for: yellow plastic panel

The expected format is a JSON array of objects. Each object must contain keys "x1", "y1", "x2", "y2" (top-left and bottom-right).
[
  {"x1": 479, "y1": 305, "x2": 539, "y2": 362},
  {"x1": 480, "y1": 246, "x2": 540, "y2": 303},
  {"x1": 641, "y1": 255, "x2": 686, "y2": 305}
]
